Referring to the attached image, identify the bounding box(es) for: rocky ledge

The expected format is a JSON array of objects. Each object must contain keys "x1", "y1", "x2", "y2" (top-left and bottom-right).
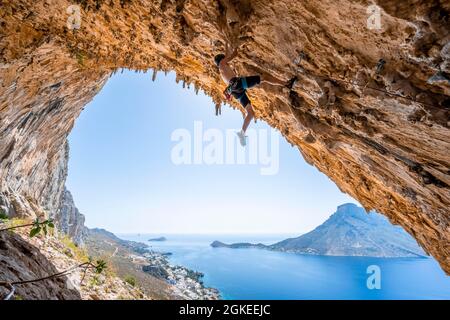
[{"x1": 0, "y1": 221, "x2": 147, "y2": 300}]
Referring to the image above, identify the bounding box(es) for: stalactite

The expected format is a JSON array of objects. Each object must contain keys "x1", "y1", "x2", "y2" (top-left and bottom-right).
[{"x1": 215, "y1": 103, "x2": 221, "y2": 116}]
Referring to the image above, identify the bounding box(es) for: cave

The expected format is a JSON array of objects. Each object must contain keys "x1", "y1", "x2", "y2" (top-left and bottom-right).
[{"x1": 0, "y1": 0, "x2": 449, "y2": 278}]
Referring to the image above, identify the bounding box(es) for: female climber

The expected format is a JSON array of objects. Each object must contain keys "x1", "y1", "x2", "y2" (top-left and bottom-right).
[{"x1": 214, "y1": 43, "x2": 297, "y2": 146}]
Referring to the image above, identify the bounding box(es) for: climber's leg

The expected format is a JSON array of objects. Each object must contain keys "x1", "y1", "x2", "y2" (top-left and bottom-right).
[
  {"x1": 236, "y1": 97, "x2": 253, "y2": 147},
  {"x1": 238, "y1": 92, "x2": 254, "y2": 133},
  {"x1": 242, "y1": 102, "x2": 254, "y2": 133}
]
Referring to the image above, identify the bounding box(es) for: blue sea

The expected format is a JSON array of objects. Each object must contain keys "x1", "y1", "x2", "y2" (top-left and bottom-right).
[{"x1": 119, "y1": 234, "x2": 450, "y2": 300}]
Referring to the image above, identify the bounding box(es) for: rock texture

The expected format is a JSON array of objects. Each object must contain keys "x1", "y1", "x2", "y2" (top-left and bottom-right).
[
  {"x1": 0, "y1": 223, "x2": 147, "y2": 300},
  {"x1": 55, "y1": 187, "x2": 87, "y2": 246},
  {"x1": 0, "y1": 230, "x2": 81, "y2": 300},
  {"x1": 0, "y1": 1, "x2": 449, "y2": 272}
]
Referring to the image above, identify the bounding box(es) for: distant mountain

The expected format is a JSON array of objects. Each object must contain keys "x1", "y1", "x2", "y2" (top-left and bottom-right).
[
  {"x1": 211, "y1": 203, "x2": 427, "y2": 258},
  {"x1": 87, "y1": 228, "x2": 149, "y2": 254}
]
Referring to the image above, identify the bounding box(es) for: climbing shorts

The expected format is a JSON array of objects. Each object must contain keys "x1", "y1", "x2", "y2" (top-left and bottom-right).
[
  {"x1": 239, "y1": 75, "x2": 261, "y2": 90},
  {"x1": 229, "y1": 75, "x2": 261, "y2": 107}
]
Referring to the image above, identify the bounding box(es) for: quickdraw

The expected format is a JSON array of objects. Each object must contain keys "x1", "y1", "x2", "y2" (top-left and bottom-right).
[{"x1": 223, "y1": 86, "x2": 232, "y2": 101}]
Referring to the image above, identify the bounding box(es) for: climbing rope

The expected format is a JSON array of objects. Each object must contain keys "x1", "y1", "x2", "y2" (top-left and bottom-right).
[
  {"x1": 292, "y1": 53, "x2": 445, "y2": 110},
  {"x1": 2, "y1": 283, "x2": 15, "y2": 300},
  {"x1": 0, "y1": 261, "x2": 103, "y2": 300},
  {"x1": 326, "y1": 75, "x2": 440, "y2": 109}
]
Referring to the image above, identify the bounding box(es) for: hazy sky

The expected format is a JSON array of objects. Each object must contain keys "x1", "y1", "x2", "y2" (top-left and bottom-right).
[{"x1": 67, "y1": 70, "x2": 357, "y2": 234}]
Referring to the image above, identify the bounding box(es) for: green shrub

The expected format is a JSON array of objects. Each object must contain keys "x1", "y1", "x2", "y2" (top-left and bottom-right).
[
  {"x1": 124, "y1": 275, "x2": 136, "y2": 287},
  {"x1": 61, "y1": 235, "x2": 89, "y2": 261},
  {"x1": 29, "y1": 218, "x2": 54, "y2": 237},
  {"x1": 0, "y1": 209, "x2": 8, "y2": 220},
  {"x1": 89, "y1": 275, "x2": 101, "y2": 287}
]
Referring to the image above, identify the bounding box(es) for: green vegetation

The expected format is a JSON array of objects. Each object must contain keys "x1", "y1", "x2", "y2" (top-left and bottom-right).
[
  {"x1": 0, "y1": 217, "x2": 54, "y2": 238},
  {"x1": 61, "y1": 235, "x2": 89, "y2": 261},
  {"x1": 76, "y1": 51, "x2": 85, "y2": 67},
  {"x1": 94, "y1": 259, "x2": 107, "y2": 274},
  {"x1": 3, "y1": 218, "x2": 27, "y2": 228},
  {"x1": 0, "y1": 209, "x2": 8, "y2": 220},
  {"x1": 29, "y1": 218, "x2": 54, "y2": 237},
  {"x1": 1, "y1": 259, "x2": 107, "y2": 292},
  {"x1": 124, "y1": 275, "x2": 136, "y2": 287},
  {"x1": 68, "y1": 46, "x2": 87, "y2": 67},
  {"x1": 89, "y1": 275, "x2": 101, "y2": 287},
  {"x1": 0, "y1": 216, "x2": 111, "y2": 299}
]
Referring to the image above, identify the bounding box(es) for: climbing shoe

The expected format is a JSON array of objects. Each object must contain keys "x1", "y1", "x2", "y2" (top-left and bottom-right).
[{"x1": 236, "y1": 130, "x2": 247, "y2": 147}]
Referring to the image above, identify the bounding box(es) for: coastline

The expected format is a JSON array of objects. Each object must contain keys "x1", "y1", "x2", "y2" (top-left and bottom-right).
[
  {"x1": 211, "y1": 241, "x2": 430, "y2": 259},
  {"x1": 139, "y1": 249, "x2": 220, "y2": 300},
  {"x1": 86, "y1": 229, "x2": 220, "y2": 300},
  {"x1": 117, "y1": 234, "x2": 450, "y2": 300}
]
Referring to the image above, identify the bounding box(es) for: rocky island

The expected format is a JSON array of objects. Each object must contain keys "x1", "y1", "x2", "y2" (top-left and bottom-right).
[
  {"x1": 148, "y1": 236, "x2": 167, "y2": 242},
  {"x1": 211, "y1": 241, "x2": 267, "y2": 249},
  {"x1": 211, "y1": 204, "x2": 427, "y2": 258}
]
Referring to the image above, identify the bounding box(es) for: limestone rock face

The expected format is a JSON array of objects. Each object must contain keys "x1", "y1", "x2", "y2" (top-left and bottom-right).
[
  {"x1": 55, "y1": 187, "x2": 87, "y2": 246},
  {"x1": 0, "y1": 1, "x2": 449, "y2": 273},
  {"x1": 0, "y1": 225, "x2": 147, "y2": 300},
  {"x1": 0, "y1": 231, "x2": 81, "y2": 300}
]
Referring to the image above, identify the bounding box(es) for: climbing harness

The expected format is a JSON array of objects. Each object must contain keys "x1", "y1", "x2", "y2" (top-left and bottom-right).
[{"x1": 223, "y1": 77, "x2": 244, "y2": 101}]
